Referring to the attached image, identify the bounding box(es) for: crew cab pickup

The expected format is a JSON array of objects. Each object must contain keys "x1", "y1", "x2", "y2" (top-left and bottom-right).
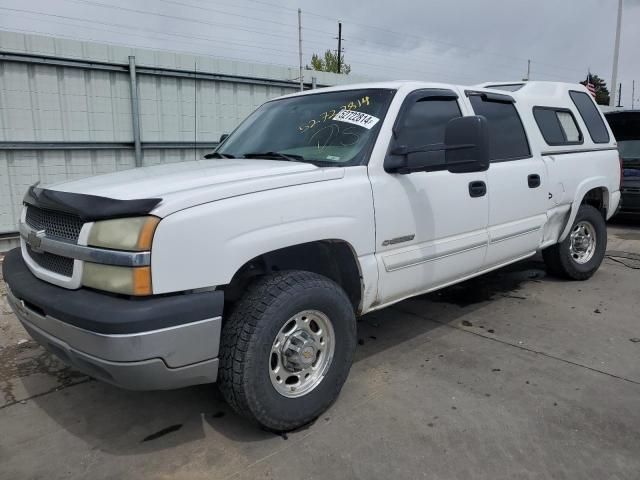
[{"x1": 3, "y1": 81, "x2": 620, "y2": 430}]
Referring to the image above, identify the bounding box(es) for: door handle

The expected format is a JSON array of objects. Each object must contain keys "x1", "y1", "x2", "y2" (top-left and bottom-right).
[
  {"x1": 528, "y1": 174, "x2": 541, "y2": 188},
  {"x1": 468, "y1": 180, "x2": 486, "y2": 198}
]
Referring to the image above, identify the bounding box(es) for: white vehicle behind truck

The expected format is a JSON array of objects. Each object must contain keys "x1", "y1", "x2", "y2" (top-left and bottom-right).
[{"x1": 3, "y1": 81, "x2": 620, "y2": 430}]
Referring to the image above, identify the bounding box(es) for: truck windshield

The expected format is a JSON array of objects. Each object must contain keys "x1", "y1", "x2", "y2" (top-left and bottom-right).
[
  {"x1": 215, "y1": 88, "x2": 396, "y2": 166},
  {"x1": 618, "y1": 140, "x2": 640, "y2": 161},
  {"x1": 606, "y1": 112, "x2": 640, "y2": 165}
]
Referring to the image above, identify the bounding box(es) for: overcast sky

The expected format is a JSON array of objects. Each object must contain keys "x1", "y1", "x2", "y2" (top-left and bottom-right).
[{"x1": 0, "y1": 0, "x2": 638, "y2": 106}]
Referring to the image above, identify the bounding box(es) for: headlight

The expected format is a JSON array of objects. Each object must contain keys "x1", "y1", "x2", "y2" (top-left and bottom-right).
[
  {"x1": 84, "y1": 216, "x2": 158, "y2": 295},
  {"x1": 88, "y1": 216, "x2": 160, "y2": 251},
  {"x1": 83, "y1": 263, "x2": 152, "y2": 296}
]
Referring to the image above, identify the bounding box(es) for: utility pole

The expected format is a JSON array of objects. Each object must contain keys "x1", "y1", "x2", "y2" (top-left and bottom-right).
[
  {"x1": 298, "y1": 8, "x2": 303, "y2": 91},
  {"x1": 128, "y1": 56, "x2": 142, "y2": 167},
  {"x1": 632, "y1": 80, "x2": 635, "y2": 110},
  {"x1": 337, "y1": 22, "x2": 342, "y2": 74},
  {"x1": 617, "y1": 83, "x2": 622, "y2": 108},
  {"x1": 523, "y1": 59, "x2": 530, "y2": 81},
  {"x1": 610, "y1": 0, "x2": 623, "y2": 107}
]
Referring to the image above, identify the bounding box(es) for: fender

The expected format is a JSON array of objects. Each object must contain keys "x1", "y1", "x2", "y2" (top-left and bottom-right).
[
  {"x1": 558, "y1": 177, "x2": 610, "y2": 241},
  {"x1": 150, "y1": 168, "x2": 378, "y2": 295}
]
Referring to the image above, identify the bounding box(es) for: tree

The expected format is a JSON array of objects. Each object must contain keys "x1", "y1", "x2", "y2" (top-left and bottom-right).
[
  {"x1": 580, "y1": 73, "x2": 610, "y2": 106},
  {"x1": 307, "y1": 50, "x2": 351, "y2": 75}
]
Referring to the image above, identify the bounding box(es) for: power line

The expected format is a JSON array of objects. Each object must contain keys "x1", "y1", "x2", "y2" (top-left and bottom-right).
[
  {"x1": 332, "y1": 22, "x2": 589, "y2": 77},
  {"x1": 0, "y1": 22, "x2": 476, "y2": 85},
  {"x1": 0, "y1": 7, "x2": 313, "y2": 58},
  {"x1": 0, "y1": 12, "x2": 472, "y2": 84},
  {"x1": 0, "y1": 9, "x2": 446, "y2": 83},
  {"x1": 64, "y1": 0, "x2": 332, "y2": 37},
  {"x1": 0, "y1": 3, "x2": 587, "y2": 85},
  {"x1": 0, "y1": 25, "x2": 298, "y2": 70},
  {"x1": 0, "y1": 19, "x2": 576, "y2": 88},
  {"x1": 155, "y1": 0, "x2": 335, "y2": 37},
  {"x1": 70, "y1": 0, "x2": 589, "y2": 79},
  {"x1": 0, "y1": 6, "x2": 490, "y2": 83},
  {"x1": 222, "y1": 0, "x2": 590, "y2": 77}
]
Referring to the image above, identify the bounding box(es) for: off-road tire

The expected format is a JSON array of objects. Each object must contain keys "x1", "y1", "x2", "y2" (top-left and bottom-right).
[
  {"x1": 218, "y1": 270, "x2": 356, "y2": 431},
  {"x1": 542, "y1": 204, "x2": 607, "y2": 280}
]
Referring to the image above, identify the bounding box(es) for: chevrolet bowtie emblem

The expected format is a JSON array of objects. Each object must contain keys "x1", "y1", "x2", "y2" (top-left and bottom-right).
[{"x1": 27, "y1": 230, "x2": 46, "y2": 253}]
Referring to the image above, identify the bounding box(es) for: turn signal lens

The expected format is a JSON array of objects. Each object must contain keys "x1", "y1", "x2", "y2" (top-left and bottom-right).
[
  {"x1": 82, "y1": 263, "x2": 152, "y2": 296},
  {"x1": 136, "y1": 217, "x2": 160, "y2": 250},
  {"x1": 132, "y1": 266, "x2": 152, "y2": 296}
]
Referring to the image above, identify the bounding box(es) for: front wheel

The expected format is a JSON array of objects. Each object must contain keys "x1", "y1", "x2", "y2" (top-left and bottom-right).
[
  {"x1": 542, "y1": 204, "x2": 607, "y2": 280},
  {"x1": 218, "y1": 270, "x2": 356, "y2": 431}
]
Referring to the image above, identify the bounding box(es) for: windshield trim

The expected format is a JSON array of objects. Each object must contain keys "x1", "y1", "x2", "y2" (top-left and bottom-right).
[{"x1": 214, "y1": 88, "x2": 397, "y2": 167}]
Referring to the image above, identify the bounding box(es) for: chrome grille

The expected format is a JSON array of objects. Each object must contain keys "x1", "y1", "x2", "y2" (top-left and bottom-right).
[
  {"x1": 25, "y1": 206, "x2": 84, "y2": 243},
  {"x1": 26, "y1": 245, "x2": 74, "y2": 277}
]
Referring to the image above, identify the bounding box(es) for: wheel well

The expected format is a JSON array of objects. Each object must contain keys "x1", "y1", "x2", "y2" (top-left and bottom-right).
[
  {"x1": 581, "y1": 187, "x2": 608, "y2": 218},
  {"x1": 223, "y1": 240, "x2": 362, "y2": 312}
]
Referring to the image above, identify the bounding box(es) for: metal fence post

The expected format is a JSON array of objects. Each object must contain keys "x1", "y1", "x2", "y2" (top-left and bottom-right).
[{"x1": 128, "y1": 56, "x2": 142, "y2": 167}]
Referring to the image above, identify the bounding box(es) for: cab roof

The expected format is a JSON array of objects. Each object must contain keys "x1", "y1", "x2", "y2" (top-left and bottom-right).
[{"x1": 279, "y1": 80, "x2": 592, "y2": 104}]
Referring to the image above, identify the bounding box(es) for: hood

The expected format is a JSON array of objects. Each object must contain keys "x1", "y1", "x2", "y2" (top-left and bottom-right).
[{"x1": 44, "y1": 159, "x2": 345, "y2": 217}]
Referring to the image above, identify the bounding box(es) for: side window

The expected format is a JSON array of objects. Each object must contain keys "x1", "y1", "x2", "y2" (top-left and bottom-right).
[
  {"x1": 392, "y1": 96, "x2": 462, "y2": 167},
  {"x1": 557, "y1": 112, "x2": 581, "y2": 142},
  {"x1": 468, "y1": 95, "x2": 531, "y2": 161},
  {"x1": 533, "y1": 107, "x2": 583, "y2": 145},
  {"x1": 569, "y1": 91, "x2": 610, "y2": 144},
  {"x1": 396, "y1": 97, "x2": 462, "y2": 147}
]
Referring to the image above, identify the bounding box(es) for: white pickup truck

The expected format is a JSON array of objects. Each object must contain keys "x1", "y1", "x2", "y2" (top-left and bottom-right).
[{"x1": 3, "y1": 81, "x2": 620, "y2": 430}]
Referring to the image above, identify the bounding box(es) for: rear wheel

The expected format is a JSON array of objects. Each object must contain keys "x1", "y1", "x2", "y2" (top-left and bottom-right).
[
  {"x1": 218, "y1": 270, "x2": 356, "y2": 431},
  {"x1": 543, "y1": 204, "x2": 607, "y2": 280}
]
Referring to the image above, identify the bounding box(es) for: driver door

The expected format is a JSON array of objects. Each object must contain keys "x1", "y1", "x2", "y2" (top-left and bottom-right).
[{"x1": 368, "y1": 88, "x2": 489, "y2": 306}]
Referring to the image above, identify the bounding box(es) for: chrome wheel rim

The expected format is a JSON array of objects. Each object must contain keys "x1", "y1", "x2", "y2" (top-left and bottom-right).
[
  {"x1": 569, "y1": 220, "x2": 597, "y2": 264},
  {"x1": 269, "y1": 310, "x2": 335, "y2": 398}
]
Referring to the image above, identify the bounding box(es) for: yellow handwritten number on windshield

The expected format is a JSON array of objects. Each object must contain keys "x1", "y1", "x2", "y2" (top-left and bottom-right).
[{"x1": 298, "y1": 96, "x2": 371, "y2": 133}]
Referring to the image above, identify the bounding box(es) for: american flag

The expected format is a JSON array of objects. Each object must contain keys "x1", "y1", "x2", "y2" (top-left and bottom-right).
[{"x1": 585, "y1": 73, "x2": 597, "y2": 99}]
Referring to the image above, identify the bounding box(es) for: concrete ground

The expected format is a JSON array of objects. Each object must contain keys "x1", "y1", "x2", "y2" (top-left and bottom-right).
[{"x1": 1, "y1": 219, "x2": 639, "y2": 480}]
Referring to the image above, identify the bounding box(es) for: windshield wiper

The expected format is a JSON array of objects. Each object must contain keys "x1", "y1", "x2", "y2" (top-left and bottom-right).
[
  {"x1": 243, "y1": 151, "x2": 305, "y2": 162},
  {"x1": 204, "y1": 152, "x2": 235, "y2": 159}
]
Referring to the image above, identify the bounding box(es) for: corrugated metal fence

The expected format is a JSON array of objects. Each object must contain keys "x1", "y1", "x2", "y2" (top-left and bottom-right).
[{"x1": 0, "y1": 31, "x2": 360, "y2": 249}]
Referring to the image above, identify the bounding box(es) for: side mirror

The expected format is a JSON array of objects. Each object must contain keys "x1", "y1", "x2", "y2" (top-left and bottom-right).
[
  {"x1": 444, "y1": 116, "x2": 490, "y2": 173},
  {"x1": 219, "y1": 133, "x2": 229, "y2": 143},
  {"x1": 384, "y1": 115, "x2": 490, "y2": 174}
]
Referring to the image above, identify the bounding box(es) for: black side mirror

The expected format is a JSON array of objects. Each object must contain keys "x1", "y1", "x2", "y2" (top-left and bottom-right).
[
  {"x1": 219, "y1": 133, "x2": 229, "y2": 143},
  {"x1": 384, "y1": 115, "x2": 490, "y2": 174},
  {"x1": 444, "y1": 116, "x2": 490, "y2": 173}
]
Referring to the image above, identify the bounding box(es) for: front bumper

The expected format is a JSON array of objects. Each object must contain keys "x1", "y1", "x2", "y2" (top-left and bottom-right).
[{"x1": 2, "y1": 248, "x2": 224, "y2": 390}]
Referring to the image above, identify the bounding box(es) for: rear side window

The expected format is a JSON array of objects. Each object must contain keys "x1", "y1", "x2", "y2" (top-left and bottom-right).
[
  {"x1": 533, "y1": 107, "x2": 583, "y2": 145},
  {"x1": 569, "y1": 91, "x2": 610, "y2": 143},
  {"x1": 469, "y1": 95, "x2": 531, "y2": 161}
]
